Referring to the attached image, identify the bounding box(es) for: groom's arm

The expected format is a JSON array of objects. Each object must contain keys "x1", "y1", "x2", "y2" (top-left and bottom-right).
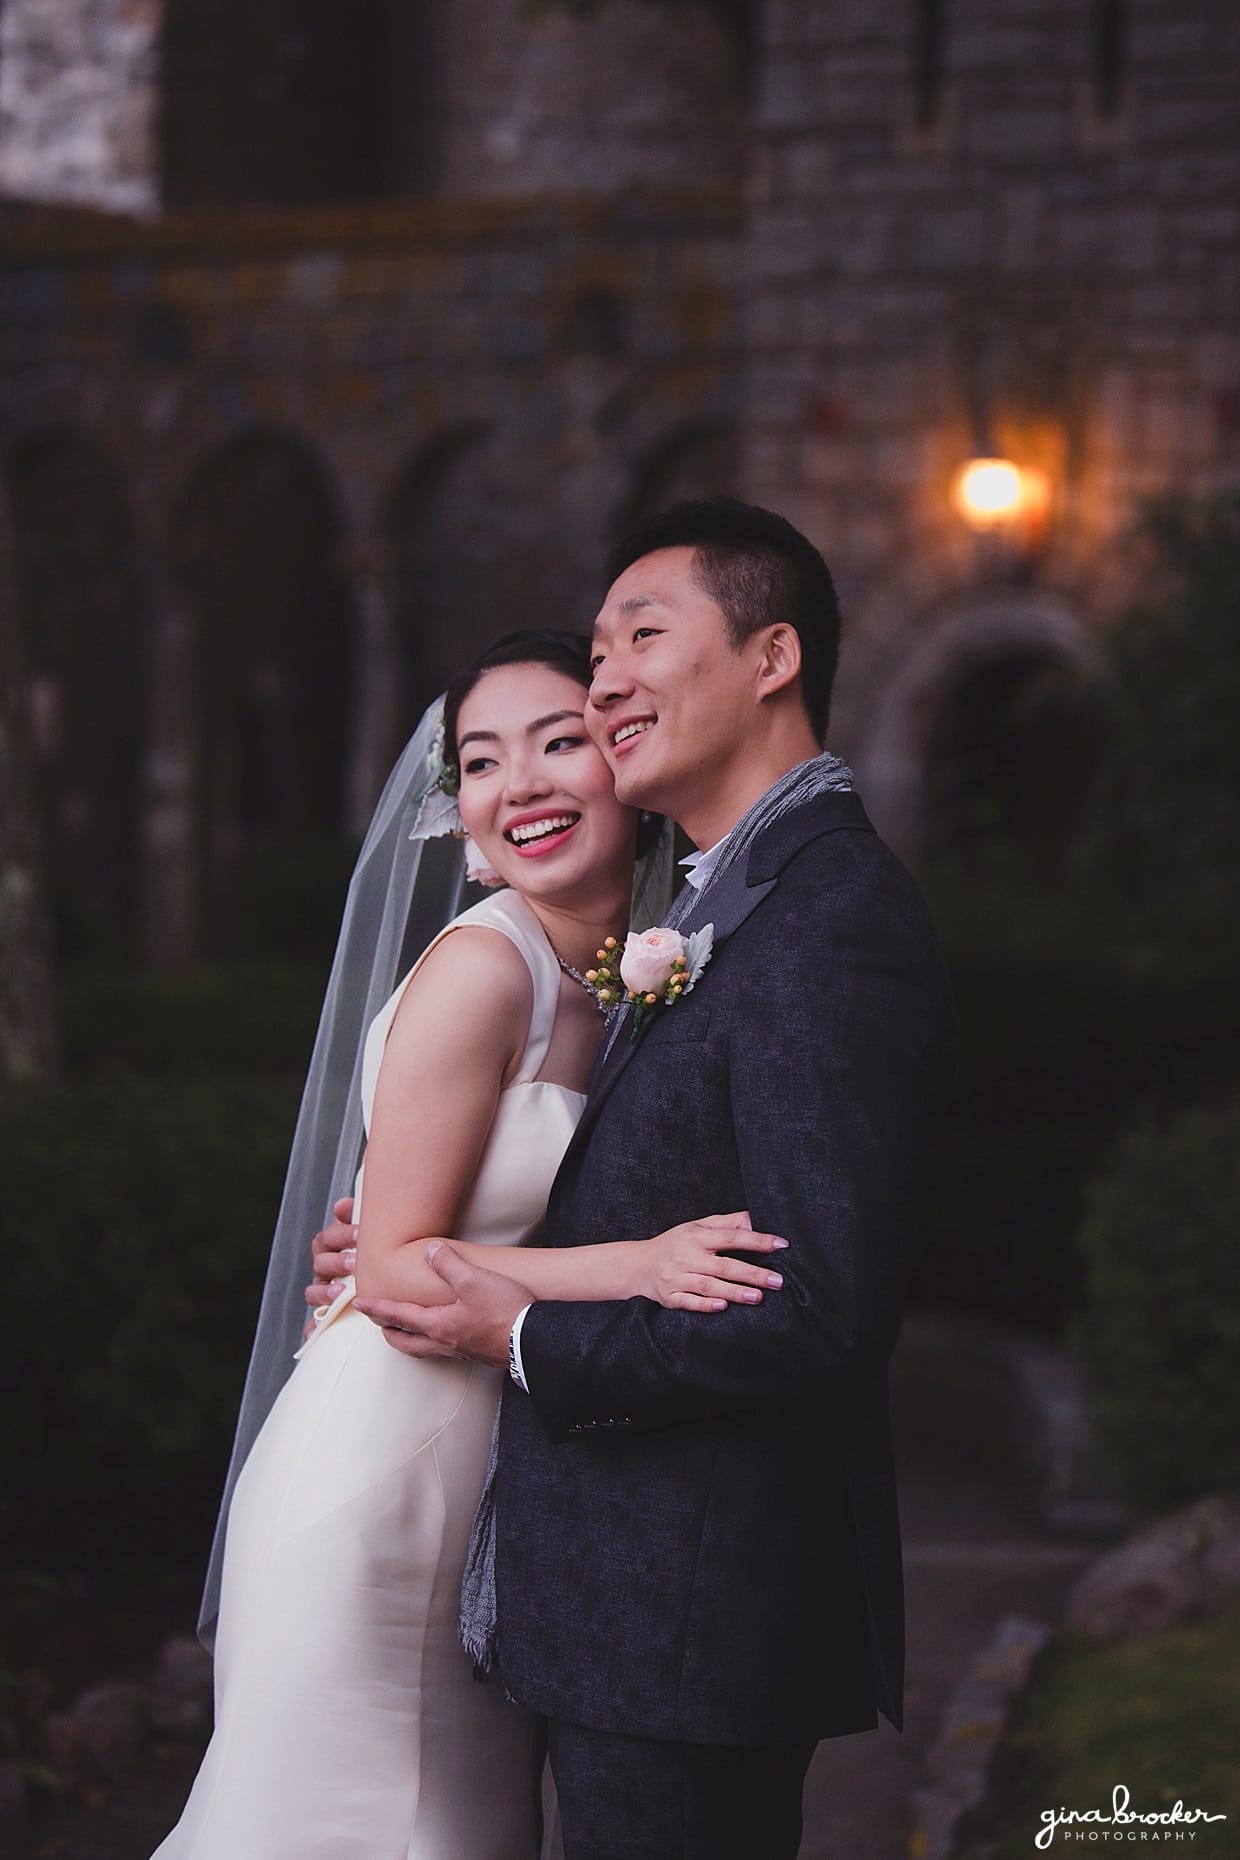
[{"x1": 517, "y1": 887, "x2": 954, "y2": 1441}]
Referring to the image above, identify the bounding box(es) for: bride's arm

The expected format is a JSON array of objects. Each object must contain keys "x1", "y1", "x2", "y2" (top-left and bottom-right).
[
  {"x1": 417, "y1": 1224, "x2": 786, "y2": 1311},
  {"x1": 353, "y1": 933, "x2": 782, "y2": 1313},
  {"x1": 352, "y1": 926, "x2": 530, "y2": 1309}
]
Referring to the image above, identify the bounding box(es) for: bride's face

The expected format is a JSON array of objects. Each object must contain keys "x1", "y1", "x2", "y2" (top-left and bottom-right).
[{"x1": 454, "y1": 662, "x2": 637, "y2": 905}]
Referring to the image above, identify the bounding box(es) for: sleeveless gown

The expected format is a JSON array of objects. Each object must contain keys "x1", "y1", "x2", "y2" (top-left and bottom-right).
[{"x1": 154, "y1": 890, "x2": 585, "y2": 1860}]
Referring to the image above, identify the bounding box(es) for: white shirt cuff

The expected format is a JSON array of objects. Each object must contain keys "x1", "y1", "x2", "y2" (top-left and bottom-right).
[{"x1": 508, "y1": 1303, "x2": 534, "y2": 1393}]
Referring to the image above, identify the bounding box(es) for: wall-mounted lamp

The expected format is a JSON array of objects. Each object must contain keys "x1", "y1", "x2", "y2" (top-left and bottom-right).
[{"x1": 952, "y1": 456, "x2": 1052, "y2": 556}]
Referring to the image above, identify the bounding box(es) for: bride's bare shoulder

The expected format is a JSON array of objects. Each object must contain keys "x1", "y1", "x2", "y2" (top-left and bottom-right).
[{"x1": 385, "y1": 923, "x2": 532, "y2": 1069}]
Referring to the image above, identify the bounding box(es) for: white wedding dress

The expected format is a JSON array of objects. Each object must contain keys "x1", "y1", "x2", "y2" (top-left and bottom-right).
[{"x1": 154, "y1": 890, "x2": 584, "y2": 1860}]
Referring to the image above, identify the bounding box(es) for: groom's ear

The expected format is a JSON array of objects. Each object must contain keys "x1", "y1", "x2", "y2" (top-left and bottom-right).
[{"x1": 754, "y1": 622, "x2": 804, "y2": 702}]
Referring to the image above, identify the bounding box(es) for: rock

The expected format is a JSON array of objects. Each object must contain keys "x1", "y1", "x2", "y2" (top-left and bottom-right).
[
  {"x1": 1067, "y1": 1493, "x2": 1240, "y2": 1642},
  {"x1": 67, "y1": 1680, "x2": 148, "y2": 1775},
  {"x1": 149, "y1": 1635, "x2": 213, "y2": 1739},
  {"x1": 912, "y1": 1616, "x2": 1051, "y2": 1859},
  {"x1": 909, "y1": 1784, "x2": 963, "y2": 1860},
  {"x1": 1199, "y1": 1495, "x2": 1240, "y2": 1608},
  {"x1": 925, "y1": 1616, "x2": 1051, "y2": 1797}
]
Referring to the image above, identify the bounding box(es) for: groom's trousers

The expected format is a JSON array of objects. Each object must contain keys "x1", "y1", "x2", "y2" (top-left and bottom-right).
[{"x1": 546, "y1": 1719, "x2": 817, "y2": 1860}]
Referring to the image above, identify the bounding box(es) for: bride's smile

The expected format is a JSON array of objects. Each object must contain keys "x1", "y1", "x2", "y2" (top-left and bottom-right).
[{"x1": 503, "y1": 810, "x2": 582, "y2": 852}]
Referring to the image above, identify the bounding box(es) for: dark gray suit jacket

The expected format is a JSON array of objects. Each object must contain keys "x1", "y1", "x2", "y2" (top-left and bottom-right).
[{"x1": 493, "y1": 791, "x2": 957, "y2": 1745}]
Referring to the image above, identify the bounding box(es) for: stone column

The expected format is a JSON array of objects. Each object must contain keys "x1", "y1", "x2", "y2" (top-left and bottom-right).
[
  {"x1": 345, "y1": 548, "x2": 402, "y2": 840},
  {"x1": 0, "y1": 0, "x2": 161, "y2": 215},
  {"x1": 141, "y1": 573, "x2": 198, "y2": 968},
  {"x1": 0, "y1": 490, "x2": 58, "y2": 1088}
]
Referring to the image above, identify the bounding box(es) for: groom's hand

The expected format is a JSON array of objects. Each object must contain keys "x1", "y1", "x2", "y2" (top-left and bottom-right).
[{"x1": 355, "y1": 1243, "x2": 532, "y2": 1369}]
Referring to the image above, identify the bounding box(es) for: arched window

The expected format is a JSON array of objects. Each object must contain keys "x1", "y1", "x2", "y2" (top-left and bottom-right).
[
  {"x1": 385, "y1": 425, "x2": 496, "y2": 732},
  {"x1": 857, "y1": 592, "x2": 1107, "y2": 870},
  {"x1": 7, "y1": 429, "x2": 148, "y2": 957},
  {"x1": 611, "y1": 419, "x2": 739, "y2": 545},
  {"x1": 923, "y1": 649, "x2": 1108, "y2": 884},
  {"x1": 167, "y1": 429, "x2": 357, "y2": 952}
]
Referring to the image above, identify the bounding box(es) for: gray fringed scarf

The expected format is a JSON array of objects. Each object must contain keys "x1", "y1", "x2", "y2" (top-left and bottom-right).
[
  {"x1": 459, "y1": 1411, "x2": 503, "y2": 1679},
  {"x1": 458, "y1": 748, "x2": 856, "y2": 1681},
  {"x1": 666, "y1": 748, "x2": 856, "y2": 924}
]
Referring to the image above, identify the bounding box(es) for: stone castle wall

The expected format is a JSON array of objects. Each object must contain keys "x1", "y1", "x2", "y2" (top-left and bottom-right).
[
  {"x1": 0, "y1": 0, "x2": 744, "y2": 212},
  {"x1": 2, "y1": 0, "x2": 1238, "y2": 941},
  {"x1": 0, "y1": 191, "x2": 742, "y2": 957},
  {"x1": 431, "y1": 0, "x2": 747, "y2": 197},
  {"x1": 742, "y1": 0, "x2": 1240, "y2": 842}
]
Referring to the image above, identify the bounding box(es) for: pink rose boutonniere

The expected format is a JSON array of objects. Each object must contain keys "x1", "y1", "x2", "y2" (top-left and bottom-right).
[{"x1": 619, "y1": 923, "x2": 714, "y2": 1043}]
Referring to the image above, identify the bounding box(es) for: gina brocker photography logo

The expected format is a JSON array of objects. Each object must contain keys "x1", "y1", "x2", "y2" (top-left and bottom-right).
[{"x1": 1036, "y1": 1785, "x2": 1228, "y2": 1847}]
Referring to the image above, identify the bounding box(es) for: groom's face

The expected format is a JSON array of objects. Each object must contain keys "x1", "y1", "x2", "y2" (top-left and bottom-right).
[{"x1": 586, "y1": 546, "x2": 765, "y2": 829}]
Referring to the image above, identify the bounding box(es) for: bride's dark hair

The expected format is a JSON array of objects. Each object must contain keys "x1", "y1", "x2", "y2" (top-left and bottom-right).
[
  {"x1": 442, "y1": 629, "x2": 593, "y2": 772},
  {"x1": 443, "y1": 629, "x2": 663, "y2": 857}
]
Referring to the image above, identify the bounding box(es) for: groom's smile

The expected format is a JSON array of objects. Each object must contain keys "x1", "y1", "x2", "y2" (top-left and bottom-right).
[{"x1": 608, "y1": 714, "x2": 657, "y2": 755}]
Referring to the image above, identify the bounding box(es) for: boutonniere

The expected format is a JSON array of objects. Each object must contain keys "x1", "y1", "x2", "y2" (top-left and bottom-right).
[{"x1": 618, "y1": 924, "x2": 714, "y2": 1044}]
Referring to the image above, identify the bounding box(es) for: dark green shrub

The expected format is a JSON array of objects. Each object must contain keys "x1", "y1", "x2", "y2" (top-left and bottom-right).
[
  {"x1": 1075, "y1": 1096, "x2": 1240, "y2": 1509},
  {"x1": 914, "y1": 931, "x2": 1240, "y2": 1330},
  {"x1": 60, "y1": 959, "x2": 326, "y2": 1078},
  {"x1": 0, "y1": 1071, "x2": 300, "y2": 1563},
  {"x1": 914, "y1": 489, "x2": 1240, "y2": 1328},
  {"x1": 1077, "y1": 488, "x2": 1240, "y2": 957}
]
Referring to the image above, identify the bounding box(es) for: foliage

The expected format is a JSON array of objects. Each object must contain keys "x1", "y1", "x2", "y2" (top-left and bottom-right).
[
  {"x1": 914, "y1": 869, "x2": 1240, "y2": 1330},
  {"x1": 0, "y1": 1570, "x2": 74, "y2": 1788},
  {"x1": 916, "y1": 491, "x2": 1240, "y2": 1329},
  {"x1": 60, "y1": 959, "x2": 326, "y2": 1080},
  {"x1": 236, "y1": 833, "x2": 359, "y2": 964},
  {"x1": 951, "y1": 1599, "x2": 1240, "y2": 1860},
  {"x1": 1077, "y1": 489, "x2": 1240, "y2": 954},
  {"x1": 953, "y1": 1598, "x2": 1240, "y2": 1857},
  {"x1": 0, "y1": 1068, "x2": 300, "y2": 1564},
  {"x1": 1073, "y1": 1096, "x2": 1240, "y2": 1510}
]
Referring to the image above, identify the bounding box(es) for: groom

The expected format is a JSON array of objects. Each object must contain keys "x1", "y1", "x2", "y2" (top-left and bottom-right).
[{"x1": 339, "y1": 499, "x2": 956, "y2": 1858}]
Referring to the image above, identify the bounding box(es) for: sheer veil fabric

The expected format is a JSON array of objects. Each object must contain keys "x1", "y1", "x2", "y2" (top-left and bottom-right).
[
  {"x1": 198, "y1": 701, "x2": 469, "y2": 1640},
  {"x1": 198, "y1": 697, "x2": 675, "y2": 1643}
]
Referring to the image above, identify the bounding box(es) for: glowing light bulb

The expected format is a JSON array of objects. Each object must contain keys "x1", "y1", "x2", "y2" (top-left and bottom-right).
[{"x1": 953, "y1": 457, "x2": 1024, "y2": 528}]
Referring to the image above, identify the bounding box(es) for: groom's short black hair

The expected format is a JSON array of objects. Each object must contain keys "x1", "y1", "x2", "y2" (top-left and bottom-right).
[{"x1": 604, "y1": 497, "x2": 841, "y2": 741}]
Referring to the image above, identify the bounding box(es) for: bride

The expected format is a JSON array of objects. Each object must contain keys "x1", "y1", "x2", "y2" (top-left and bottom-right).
[{"x1": 154, "y1": 629, "x2": 784, "y2": 1860}]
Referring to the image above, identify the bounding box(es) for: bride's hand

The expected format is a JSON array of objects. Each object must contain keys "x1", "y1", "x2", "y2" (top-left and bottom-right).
[
  {"x1": 303, "y1": 1196, "x2": 357, "y2": 1340},
  {"x1": 638, "y1": 1212, "x2": 788, "y2": 1313}
]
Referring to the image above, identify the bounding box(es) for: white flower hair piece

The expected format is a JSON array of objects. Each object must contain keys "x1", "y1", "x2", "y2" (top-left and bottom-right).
[{"x1": 408, "y1": 698, "x2": 465, "y2": 843}]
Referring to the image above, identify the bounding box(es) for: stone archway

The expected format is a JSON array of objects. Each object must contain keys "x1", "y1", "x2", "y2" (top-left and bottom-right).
[
  {"x1": 856, "y1": 591, "x2": 1105, "y2": 867},
  {"x1": 384, "y1": 423, "x2": 498, "y2": 733},
  {"x1": 6, "y1": 426, "x2": 150, "y2": 957},
  {"x1": 610, "y1": 418, "x2": 740, "y2": 546},
  {"x1": 166, "y1": 427, "x2": 358, "y2": 953}
]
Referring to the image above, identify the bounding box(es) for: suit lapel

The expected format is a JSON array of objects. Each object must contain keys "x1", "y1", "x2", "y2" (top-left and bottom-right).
[
  {"x1": 549, "y1": 790, "x2": 877, "y2": 1216},
  {"x1": 552, "y1": 862, "x2": 780, "y2": 1186}
]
